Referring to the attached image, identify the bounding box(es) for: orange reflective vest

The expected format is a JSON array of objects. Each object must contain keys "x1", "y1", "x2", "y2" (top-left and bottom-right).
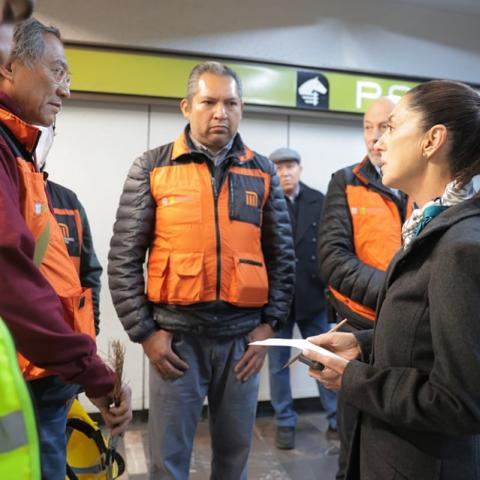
[
  {"x1": 0, "y1": 108, "x2": 95, "y2": 381},
  {"x1": 328, "y1": 159, "x2": 413, "y2": 322},
  {"x1": 147, "y1": 133, "x2": 271, "y2": 308}
]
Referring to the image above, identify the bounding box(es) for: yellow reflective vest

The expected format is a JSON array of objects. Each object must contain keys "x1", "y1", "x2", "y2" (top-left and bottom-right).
[{"x1": 0, "y1": 317, "x2": 40, "y2": 479}]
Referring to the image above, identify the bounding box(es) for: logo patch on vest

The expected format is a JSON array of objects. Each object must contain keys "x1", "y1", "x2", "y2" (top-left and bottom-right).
[
  {"x1": 58, "y1": 223, "x2": 75, "y2": 245},
  {"x1": 52, "y1": 213, "x2": 80, "y2": 257},
  {"x1": 161, "y1": 195, "x2": 193, "y2": 206},
  {"x1": 350, "y1": 206, "x2": 385, "y2": 215},
  {"x1": 229, "y1": 173, "x2": 265, "y2": 227},
  {"x1": 34, "y1": 202, "x2": 45, "y2": 215},
  {"x1": 245, "y1": 191, "x2": 259, "y2": 208}
]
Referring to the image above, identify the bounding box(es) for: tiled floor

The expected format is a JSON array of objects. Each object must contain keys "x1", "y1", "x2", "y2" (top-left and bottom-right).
[{"x1": 116, "y1": 410, "x2": 340, "y2": 479}]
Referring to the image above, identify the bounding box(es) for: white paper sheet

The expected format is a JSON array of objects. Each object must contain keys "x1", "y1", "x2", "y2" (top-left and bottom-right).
[{"x1": 249, "y1": 338, "x2": 342, "y2": 361}]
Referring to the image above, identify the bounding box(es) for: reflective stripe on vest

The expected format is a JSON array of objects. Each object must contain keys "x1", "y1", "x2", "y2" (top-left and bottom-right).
[
  {"x1": 0, "y1": 411, "x2": 27, "y2": 453},
  {"x1": 0, "y1": 318, "x2": 40, "y2": 479},
  {"x1": 32, "y1": 217, "x2": 51, "y2": 267}
]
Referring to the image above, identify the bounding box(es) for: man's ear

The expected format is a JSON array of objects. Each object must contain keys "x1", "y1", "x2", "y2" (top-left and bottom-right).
[
  {"x1": 0, "y1": 60, "x2": 14, "y2": 82},
  {"x1": 238, "y1": 100, "x2": 244, "y2": 121},
  {"x1": 179, "y1": 98, "x2": 190, "y2": 120},
  {"x1": 422, "y1": 124, "x2": 448, "y2": 160}
]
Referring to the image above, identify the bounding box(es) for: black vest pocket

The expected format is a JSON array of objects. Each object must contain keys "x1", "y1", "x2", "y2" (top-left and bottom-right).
[{"x1": 228, "y1": 172, "x2": 265, "y2": 226}]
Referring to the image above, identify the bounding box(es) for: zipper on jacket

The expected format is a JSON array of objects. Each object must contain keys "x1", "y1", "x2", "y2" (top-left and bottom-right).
[
  {"x1": 211, "y1": 174, "x2": 222, "y2": 300},
  {"x1": 208, "y1": 156, "x2": 236, "y2": 301}
]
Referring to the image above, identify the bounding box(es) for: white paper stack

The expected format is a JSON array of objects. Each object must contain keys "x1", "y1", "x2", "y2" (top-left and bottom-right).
[{"x1": 249, "y1": 338, "x2": 342, "y2": 361}]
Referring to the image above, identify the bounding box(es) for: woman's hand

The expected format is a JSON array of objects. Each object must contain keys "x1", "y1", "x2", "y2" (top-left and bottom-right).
[
  {"x1": 307, "y1": 331, "x2": 361, "y2": 362},
  {"x1": 302, "y1": 331, "x2": 361, "y2": 391}
]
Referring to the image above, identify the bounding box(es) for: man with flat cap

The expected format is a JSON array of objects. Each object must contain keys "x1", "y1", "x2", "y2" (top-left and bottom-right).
[{"x1": 268, "y1": 147, "x2": 337, "y2": 449}]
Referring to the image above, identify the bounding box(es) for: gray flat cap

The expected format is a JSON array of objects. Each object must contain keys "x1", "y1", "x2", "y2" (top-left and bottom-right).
[{"x1": 269, "y1": 147, "x2": 301, "y2": 164}]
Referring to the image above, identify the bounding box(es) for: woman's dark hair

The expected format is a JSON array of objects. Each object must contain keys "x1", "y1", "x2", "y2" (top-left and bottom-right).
[{"x1": 406, "y1": 80, "x2": 480, "y2": 186}]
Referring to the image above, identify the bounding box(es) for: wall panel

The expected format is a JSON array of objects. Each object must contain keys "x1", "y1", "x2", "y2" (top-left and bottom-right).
[{"x1": 289, "y1": 115, "x2": 365, "y2": 194}]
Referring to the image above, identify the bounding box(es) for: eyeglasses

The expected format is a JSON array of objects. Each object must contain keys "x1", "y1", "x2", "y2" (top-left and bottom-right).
[{"x1": 42, "y1": 63, "x2": 71, "y2": 88}]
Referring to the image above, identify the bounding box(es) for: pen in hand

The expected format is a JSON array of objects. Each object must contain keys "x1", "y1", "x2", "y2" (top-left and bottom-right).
[{"x1": 329, "y1": 318, "x2": 348, "y2": 333}]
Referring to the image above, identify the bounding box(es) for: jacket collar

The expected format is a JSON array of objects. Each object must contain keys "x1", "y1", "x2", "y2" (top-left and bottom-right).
[
  {"x1": 353, "y1": 156, "x2": 393, "y2": 195},
  {"x1": 0, "y1": 92, "x2": 40, "y2": 155},
  {"x1": 171, "y1": 125, "x2": 254, "y2": 163},
  {"x1": 297, "y1": 182, "x2": 318, "y2": 203},
  {"x1": 372, "y1": 194, "x2": 480, "y2": 350},
  {"x1": 408, "y1": 195, "x2": 480, "y2": 246},
  {"x1": 354, "y1": 156, "x2": 409, "y2": 207},
  {"x1": 385, "y1": 195, "x2": 480, "y2": 288}
]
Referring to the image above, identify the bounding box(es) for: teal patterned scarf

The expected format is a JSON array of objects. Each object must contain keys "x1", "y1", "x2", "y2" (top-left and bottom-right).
[{"x1": 402, "y1": 179, "x2": 475, "y2": 249}]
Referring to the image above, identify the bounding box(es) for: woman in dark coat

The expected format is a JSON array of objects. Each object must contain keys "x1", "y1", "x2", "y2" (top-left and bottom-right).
[{"x1": 305, "y1": 80, "x2": 480, "y2": 480}]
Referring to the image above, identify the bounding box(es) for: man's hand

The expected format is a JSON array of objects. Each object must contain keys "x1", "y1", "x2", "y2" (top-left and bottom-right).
[
  {"x1": 234, "y1": 323, "x2": 274, "y2": 382},
  {"x1": 88, "y1": 384, "x2": 133, "y2": 437},
  {"x1": 142, "y1": 329, "x2": 188, "y2": 380}
]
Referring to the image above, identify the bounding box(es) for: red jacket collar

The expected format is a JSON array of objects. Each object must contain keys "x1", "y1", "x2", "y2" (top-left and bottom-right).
[{"x1": 0, "y1": 92, "x2": 40, "y2": 154}]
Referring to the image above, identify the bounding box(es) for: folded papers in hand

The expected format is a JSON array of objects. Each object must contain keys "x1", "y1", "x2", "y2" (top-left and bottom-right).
[{"x1": 249, "y1": 338, "x2": 342, "y2": 361}]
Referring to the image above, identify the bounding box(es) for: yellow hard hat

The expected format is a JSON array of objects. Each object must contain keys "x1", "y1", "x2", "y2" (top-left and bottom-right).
[{"x1": 65, "y1": 400, "x2": 125, "y2": 480}]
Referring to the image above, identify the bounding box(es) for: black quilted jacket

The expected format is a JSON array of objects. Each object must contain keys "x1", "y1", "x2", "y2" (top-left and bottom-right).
[{"x1": 108, "y1": 128, "x2": 295, "y2": 342}]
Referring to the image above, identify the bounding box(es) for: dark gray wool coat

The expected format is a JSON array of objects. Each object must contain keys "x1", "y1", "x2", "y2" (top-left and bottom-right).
[{"x1": 342, "y1": 195, "x2": 480, "y2": 480}]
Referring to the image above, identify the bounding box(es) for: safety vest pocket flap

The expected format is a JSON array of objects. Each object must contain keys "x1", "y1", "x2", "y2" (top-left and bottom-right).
[
  {"x1": 148, "y1": 252, "x2": 205, "y2": 304},
  {"x1": 148, "y1": 253, "x2": 169, "y2": 277},
  {"x1": 58, "y1": 288, "x2": 96, "y2": 340},
  {"x1": 228, "y1": 254, "x2": 268, "y2": 307},
  {"x1": 147, "y1": 253, "x2": 169, "y2": 303},
  {"x1": 167, "y1": 252, "x2": 205, "y2": 303},
  {"x1": 170, "y1": 252, "x2": 204, "y2": 276}
]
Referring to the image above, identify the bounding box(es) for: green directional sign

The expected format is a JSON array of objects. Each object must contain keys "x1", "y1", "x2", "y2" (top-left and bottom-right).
[
  {"x1": 66, "y1": 45, "x2": 470, "y2": 115},
  {"x1": 323, "y1": 72, "x2": 418, "y2": 112}
]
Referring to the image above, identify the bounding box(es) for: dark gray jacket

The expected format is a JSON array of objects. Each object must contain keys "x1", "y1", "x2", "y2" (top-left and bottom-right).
[
  {"x1": 343, "y1": 196, "x2": 480, "y2": 479},
  {"x1": 108, "y1": 129, "x2": 295, "y2": 342}
]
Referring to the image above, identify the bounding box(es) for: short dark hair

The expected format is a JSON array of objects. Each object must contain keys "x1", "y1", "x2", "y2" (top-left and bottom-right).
[
  {"x1": 186, "y1": 61, "x2": 242, "y2": 102},
  {"x1": 11, "y1": 17, "x2": 61, "y2": 67},
  {"x1": 406, "y1": 80, "x2": 480, "y2": 186}
]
